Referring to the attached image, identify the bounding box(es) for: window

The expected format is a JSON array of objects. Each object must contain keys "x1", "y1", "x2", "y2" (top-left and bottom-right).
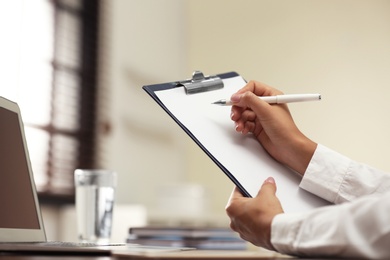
[{"x1": 0, "y1": 0, "x2": 101, "y2": 204}]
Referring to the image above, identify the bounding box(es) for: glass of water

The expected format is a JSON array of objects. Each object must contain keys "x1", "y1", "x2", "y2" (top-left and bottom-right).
[{"x1": 74, "y1": 169, "x2": 117, "y2": 244}]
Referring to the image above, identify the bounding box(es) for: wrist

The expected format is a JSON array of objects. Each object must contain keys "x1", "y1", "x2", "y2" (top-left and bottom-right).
[{"x1": 288, "y1": 136, "x2": 317, "y2": 175}]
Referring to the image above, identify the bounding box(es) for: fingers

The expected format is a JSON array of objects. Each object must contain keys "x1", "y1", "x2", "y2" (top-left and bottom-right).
[
  {"x1": 229, "y1": 178, "x2": 277, "y2": 201},
  {"x1": 226, "y1": 186, "x2": 243, "y2": 209},
  {"x1": 232, "y1": 91, "x2": 274, "y2": 120},
  {"x1": 231, "y1": 93, "x2": 267, "y2": 135},
  {"x1": 225, "y1": 186, "x2": 244, "y2": 226},
  {"x1": 230, "y1": 90, "x2": 275, "y2": 135},
  {"x1": 232, "y1": 109, "x2": 258, "y2": 134},
  {"x1": 230, "y1": 81, "x2": 294, "y2": 140},
  {"x1": 228, "y1": 186, "x2": 244, "y2": 201},
  {"x1": 230, "y1": 80, "x2": 285, "y2": 119}
]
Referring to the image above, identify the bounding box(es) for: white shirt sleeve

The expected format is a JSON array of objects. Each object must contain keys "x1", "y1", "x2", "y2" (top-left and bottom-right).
[
  {"x1": 270, "y1": 144, "x2": 390, "y2": 258},
  {"x1": 300, "y1": 144, "x2": 390, "y2": 204}
]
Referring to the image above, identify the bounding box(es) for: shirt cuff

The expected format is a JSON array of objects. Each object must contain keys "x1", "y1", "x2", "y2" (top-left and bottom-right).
[
  {"x1": 299, "y1": 144, "x2": 351, "y2": 203},
  {"x1": 270, "y1": 212, "x2": 305, "y2": 255}
]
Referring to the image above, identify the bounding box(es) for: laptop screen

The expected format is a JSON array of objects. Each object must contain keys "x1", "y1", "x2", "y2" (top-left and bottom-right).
[{"x1": 0, "y1": 107, "x2": 40, "y2": 229}]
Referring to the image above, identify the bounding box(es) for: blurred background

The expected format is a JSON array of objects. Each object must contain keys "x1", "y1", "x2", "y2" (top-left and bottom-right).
[{"x1": 1, "y1": 0, "x2": 390, "y2": 242}]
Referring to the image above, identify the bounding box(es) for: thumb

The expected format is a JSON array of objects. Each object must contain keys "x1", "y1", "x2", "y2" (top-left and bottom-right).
[{"x1": 257, "y1": 177, "x2": 277, "y2": 197}]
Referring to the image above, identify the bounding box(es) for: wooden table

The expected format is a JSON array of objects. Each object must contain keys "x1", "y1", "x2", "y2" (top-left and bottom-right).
[{"x1": 0, "y1": 249, "x2": 292, "y2": 260}]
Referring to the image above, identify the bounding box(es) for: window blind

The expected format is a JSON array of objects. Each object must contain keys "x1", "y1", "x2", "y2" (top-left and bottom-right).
[{"x1": 0, "y1": 0, "x2": 101, "y2": 204}]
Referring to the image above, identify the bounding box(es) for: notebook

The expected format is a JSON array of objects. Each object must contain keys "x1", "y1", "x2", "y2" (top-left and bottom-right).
[{"x1": 0, "y1": 96, "x2": 192, "y2": 255}]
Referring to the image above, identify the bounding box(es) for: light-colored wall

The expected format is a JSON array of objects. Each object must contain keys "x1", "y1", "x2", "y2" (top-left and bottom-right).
[
  {"x1": 102, "y1": 0, "x2": 190, "y2": 209},
  {"x1": 185, "y1": 0, "x2": 390, "y2": 211},
  {"x1": 103, "y1": 0, "x2": 390, "y2": 219}
]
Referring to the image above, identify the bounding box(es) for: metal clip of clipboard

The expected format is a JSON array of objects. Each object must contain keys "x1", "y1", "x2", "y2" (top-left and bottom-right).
[{"x1": 178, "y1": 71, "x2": 224, "y2": 94}]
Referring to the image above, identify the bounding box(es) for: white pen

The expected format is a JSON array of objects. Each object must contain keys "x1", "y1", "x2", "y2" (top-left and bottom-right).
[{"x1": 212, "y1": 93, "x2": 321, "y2": 106}]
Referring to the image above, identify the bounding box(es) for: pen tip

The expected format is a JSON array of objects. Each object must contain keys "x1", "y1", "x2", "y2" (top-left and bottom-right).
[{"x1": 212, "y1": 100, "x2": 225, "y2": 105}]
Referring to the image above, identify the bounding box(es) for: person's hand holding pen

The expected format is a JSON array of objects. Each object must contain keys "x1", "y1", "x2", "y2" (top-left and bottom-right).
[{"x1": 229, "y1": 80, "x2": 317, "y2": 175}]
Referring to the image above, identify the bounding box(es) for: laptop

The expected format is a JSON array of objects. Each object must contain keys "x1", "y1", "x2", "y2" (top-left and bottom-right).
[
  {"x1": 0, "y1": 96, "x2": 196, "y2": 256},
  {"x1": 0, "y1": 96, "x2": 132, "y2": 255},
  {"x1": 0, "y1": 97, "x2": 193, "y2": 255}
]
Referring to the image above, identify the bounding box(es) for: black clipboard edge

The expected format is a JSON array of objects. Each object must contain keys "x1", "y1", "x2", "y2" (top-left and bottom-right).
[{"x1": 142, "y1": 71, "x2": 251, "y2": 197}]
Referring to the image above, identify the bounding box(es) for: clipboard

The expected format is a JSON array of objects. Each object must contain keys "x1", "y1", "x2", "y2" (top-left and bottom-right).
[{"x1": 143, "y1": 71, "x2": 328, "y2": 212}]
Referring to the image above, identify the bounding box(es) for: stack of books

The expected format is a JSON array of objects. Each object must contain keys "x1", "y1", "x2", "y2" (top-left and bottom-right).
[{"x1": 127, "y1": 226, "x2": 247, "y2": 250}]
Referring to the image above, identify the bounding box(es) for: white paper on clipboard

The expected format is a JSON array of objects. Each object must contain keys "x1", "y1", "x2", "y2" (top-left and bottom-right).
[{"x1": 148, "y1": 74, "x2": 328, "y2": 213}]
